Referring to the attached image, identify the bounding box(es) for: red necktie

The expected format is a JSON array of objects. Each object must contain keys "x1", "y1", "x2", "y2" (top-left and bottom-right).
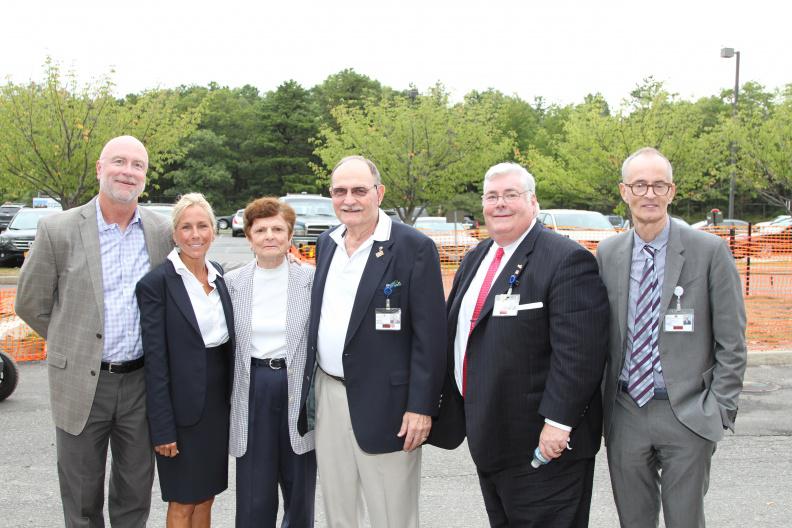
[{"x1": 462, "y1": 246, "x2": 505, "y2": 396}]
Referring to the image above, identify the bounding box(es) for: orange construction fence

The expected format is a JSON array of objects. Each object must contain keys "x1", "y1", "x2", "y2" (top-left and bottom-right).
[{"x1": 3, "y1": 225, "x2": 790, "y2": 361}]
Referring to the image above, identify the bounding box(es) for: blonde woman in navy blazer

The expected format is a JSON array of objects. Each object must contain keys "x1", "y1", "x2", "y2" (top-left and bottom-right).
[
  {"x1": 137, "y1": 193, "x2": 235, "y2": 528},
  {"x1": 226, "y1": 197, "x2": 316, "y2": 528}
]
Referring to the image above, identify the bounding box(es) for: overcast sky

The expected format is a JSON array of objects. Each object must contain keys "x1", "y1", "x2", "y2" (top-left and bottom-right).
[{"x1": 3, "y1": 0, "x2": 789, "y2": 107}]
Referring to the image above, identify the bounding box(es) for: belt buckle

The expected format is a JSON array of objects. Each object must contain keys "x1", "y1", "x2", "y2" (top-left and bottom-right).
[
  {"x1": 268, "y1": 358, "x2": 282, "y2": 370},
  {"x1": 107, "y1": 362, "x2": 119, "y2": 374}
]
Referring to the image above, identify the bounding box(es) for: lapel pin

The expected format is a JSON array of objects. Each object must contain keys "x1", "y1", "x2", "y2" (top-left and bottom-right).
[{"x1": 376, "y1": 246, "x2": 384, "y2": 258}]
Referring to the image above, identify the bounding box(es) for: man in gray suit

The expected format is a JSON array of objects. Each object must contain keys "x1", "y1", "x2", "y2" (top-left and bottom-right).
[
  {"x1": 597, "y1": 147, "x2": 747, "y2": 528},
  {"x1": 16, "y1": 135, "x2": 172, "y2": 527}
]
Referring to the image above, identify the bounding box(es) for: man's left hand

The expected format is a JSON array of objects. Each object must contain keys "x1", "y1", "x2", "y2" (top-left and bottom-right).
[
  {"x1": 397, "y1": 412, "x2": 432, "y2": 452},
  {"x1": 538, "y1": 423, "x2": 570, "y2": 461}
]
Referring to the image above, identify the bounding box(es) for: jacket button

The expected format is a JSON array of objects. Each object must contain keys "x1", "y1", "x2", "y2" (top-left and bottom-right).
[
  {"x1": 96, "y1": 333, "x2": 102, "y2": 339},
  {"x1": 343, "y1": 353, "x2": 350, "y2": 357},
  {"x1": 90, "y1": 370, "x2": 96, "y2": 376}
]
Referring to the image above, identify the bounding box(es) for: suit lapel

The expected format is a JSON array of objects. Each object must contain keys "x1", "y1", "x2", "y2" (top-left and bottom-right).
[
  {"x1": 613, "y1": 232, "x2": 634, "y2": 351},
  {"x1": 78, "y1": 199, "x2": 105, "y2": 324},
  {"x1": 475, "y1": 223, "x2": 542, "y2": 327},
  {"x1": 234, "y1": 262, "x2": 256, "y2": 375},
  {"x1": 344, "y1": 238, "x2": 395, "y2": 348},
  {"x1": 164, "y1": 261, "x2": 202, "y2": 336},
  {"x1": 660, "y1": 220, "x2": 685, "y2": 314},
  {"x1": 448, "y1": 240, "x2": 492, "y2": 330},
  {"x1": 214, "y1": 270, "x2": 235, "y2": 351}
]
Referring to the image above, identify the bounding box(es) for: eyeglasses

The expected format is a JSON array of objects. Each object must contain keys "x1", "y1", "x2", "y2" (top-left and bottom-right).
[
  {"x1": 329, "y1": 184, "x2": 378, "y2": 198},
  {"x1": 623, "y1": 182, "x2": 673, "y2": 196},
  {"x1": 482, "y1": 190, "x2": 530, "y2": 205}
]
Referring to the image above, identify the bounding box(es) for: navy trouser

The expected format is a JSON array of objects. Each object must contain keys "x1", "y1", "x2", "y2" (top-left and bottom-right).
[{"x1": 235, "y1": 364, "x2": 316, "y2": 528}]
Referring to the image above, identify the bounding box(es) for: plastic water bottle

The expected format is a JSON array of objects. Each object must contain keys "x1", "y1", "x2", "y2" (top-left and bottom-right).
[{"x1": 530, "y1": 447, "x2": 549, "y2": 469}]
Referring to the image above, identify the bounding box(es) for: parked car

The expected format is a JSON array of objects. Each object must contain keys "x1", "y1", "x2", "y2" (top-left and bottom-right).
[
  {"x1": 537, "y1": 209, "x2": 617, "y2": 250},
  {"x1": 691, "y1": 218, "x2": 748, "y2": 230},
  {"x1": 0, "y1": 203, "x2": 24, "y2": 231},
  {"x1": 415, "y1": 221, "x2": 479, "y2": 263},
  {"x1": 231, "y1": 209, "x2": 245, "y2": 237},
  {"x1": 216, "y1": 213, "x2": 235, "y2": 230},
  {"x1": 0, "y1": 207, "x2": 62, "y2": 265},
  {"x1": 279, "y1": 194, "x2": 341, "y2": 247},
  {"x1": 606, "y1": 214, "x2": 627, "y2": 229},
  {"x1": 139, "y1": 203, "x2": 175, "y2": 218},
  {"x1": 754, "y1": 215, "x2": 791, "y2": 231},
  {"x1": 733, "y1": 216, "x2": 792, "y2": 258},
  {"x1": 0, "y1": 350, "x2": 19, "y2": 401}
]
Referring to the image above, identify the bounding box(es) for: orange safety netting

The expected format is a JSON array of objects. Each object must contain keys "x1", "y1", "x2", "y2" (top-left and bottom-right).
[
  {"x1": 3, "y1": 226, "x2": 790, "y2": 362},
  {"x1": 0, "y1": 289, "x2": 46, "y2": 362}
]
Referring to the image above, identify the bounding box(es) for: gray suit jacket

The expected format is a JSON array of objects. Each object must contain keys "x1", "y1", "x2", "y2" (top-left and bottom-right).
[
  {"x1": 15, "y1": 197, "x2": 172, "y2": 435},
  {"x1": 597, "y1": 219, "x2": 747, "y2": 443},
  {"x1": 226, "y1": 259, "x2": 315, "y2": 457}
]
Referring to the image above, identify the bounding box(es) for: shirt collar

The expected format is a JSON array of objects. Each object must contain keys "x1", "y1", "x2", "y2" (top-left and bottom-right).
[
  {"x1": 633, "y1": 216, "x2": 670, "y2": 252},
  {"x1": 167, "y1": 248, "x2": 222, "y2": 282},
  {"x1": 330, "y1": 208, "x2": 393, "y2": 246},
  {"x1": 95, "y1": 197, "x2": 142, "y2": 232}
]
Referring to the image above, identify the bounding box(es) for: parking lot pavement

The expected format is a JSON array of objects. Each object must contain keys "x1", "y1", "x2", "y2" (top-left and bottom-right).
[{"x1": 2, "y1": 361, "x2": 790, "y2": 527}]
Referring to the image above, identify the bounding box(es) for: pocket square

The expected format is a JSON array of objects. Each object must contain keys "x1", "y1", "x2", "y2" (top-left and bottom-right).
[{"x1": 517, "y1": 302, "x2": 543, "y2": 311}]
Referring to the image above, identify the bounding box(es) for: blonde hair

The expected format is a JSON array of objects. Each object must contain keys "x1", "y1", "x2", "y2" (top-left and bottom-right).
[{"x1": 172, "y1": 193, "x2": 216, "y2": 231}]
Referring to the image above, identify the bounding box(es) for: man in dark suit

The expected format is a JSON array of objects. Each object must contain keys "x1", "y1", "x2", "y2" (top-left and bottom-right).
[
  {"x1": 597, "y1": 147, "x2": 747, "y2": 527},
  {"x1": 298, "y1": 156, "x2": 446, "y2": 527},
  {"x1": 429, "y1": 162, "x2": 609, "y2": 527}
]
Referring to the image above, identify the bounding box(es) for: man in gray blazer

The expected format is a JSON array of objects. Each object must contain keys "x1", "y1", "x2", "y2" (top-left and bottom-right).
[
  {"x1": 15, "y1": 135, "x2": 172, "y2": 527},
  {"x1": 596, "y1": 147, "x2": 747, "y2": 528}
]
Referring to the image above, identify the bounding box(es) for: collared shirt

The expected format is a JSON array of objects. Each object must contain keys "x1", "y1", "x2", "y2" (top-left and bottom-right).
[
  {"x1": 620, "y1": 217, "x2": 671, "y2": 389},
  {"x1": 453, "y1": 219, "x2": 536, "y2": 393},
  {"x1": 97, "y1": 200, "x2": 150, "y2": 362},
  {"x1": 317, "y1": 209, "x2": 393, "y2": 377},
  {"x1": 167, "y1": 249, "x2": 229, "y2": 348},
  {"x1": 250, "y1": 259, "x2": 288, "y2": 360}
]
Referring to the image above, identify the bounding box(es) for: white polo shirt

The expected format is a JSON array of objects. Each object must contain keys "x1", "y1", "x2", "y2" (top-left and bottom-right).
[{"x1": 317, "y1": 209, "x2": 392, "y2": 377}]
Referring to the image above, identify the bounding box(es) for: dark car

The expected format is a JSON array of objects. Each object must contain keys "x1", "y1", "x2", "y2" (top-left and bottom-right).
[
  {"x1": 0, "y1": 203, "x2": 24, "y2": 231},
  {"x1": 0, "y1": 207, "x2": 61, "y2": 266}
]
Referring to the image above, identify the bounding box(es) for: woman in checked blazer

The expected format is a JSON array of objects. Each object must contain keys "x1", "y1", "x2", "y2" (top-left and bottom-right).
[{"x1": 226, "y1": 197, "x2": 316, "y2": 528}]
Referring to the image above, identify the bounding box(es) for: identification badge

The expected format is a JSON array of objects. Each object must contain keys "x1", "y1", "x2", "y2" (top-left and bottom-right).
[
  {"x1": 493, "y1": 294, "x2": 520, "y2": 317},
  {"x1": 664, "y1": 309, "x2": 694, "y2": 332},
  {"x1": 375, "y1": 308, "x2": 402, "y2": 331}
]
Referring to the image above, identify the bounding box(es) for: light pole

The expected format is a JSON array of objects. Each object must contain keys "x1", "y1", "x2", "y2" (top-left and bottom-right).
[{"x1": 720, "y1": 47, "x2": 740, "y2": 219}]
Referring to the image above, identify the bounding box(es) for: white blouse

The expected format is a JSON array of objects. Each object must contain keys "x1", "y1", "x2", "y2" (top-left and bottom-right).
[
  {"x1": 167, "y1": 249, "x2": 230, "y2": 348},
  {"x1": 249, "y1": 259, "x2": 288, "y2": 360}
]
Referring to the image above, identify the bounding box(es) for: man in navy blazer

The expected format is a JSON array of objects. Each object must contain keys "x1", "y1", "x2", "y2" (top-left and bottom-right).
[
  {"x1": 429, "y1": 162, "x2": 609, "y2": 527},
  {"x1": 298, "y1": 155, "x2": 446, "y2": 527}
]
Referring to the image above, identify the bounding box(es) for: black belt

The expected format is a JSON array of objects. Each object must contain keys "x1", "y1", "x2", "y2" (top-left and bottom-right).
[
  {"x1": 321, "y1": 368, "x2": 345, "y2": 385},
  {"x1": 100, "y1": 357, "x2": 144, "y2": 374},
  {"x1": 251, "y1": 357, "x2": 286, "y2": 369},
  {"x1": 619, "y1": 380, "x2": 669, "y2": 400}
]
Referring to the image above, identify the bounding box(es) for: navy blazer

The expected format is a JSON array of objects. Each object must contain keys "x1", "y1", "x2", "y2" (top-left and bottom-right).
[
  {"x1": 428, "y1": 223, "x2": 609, "y2": 472},
  {"x1": 298, "y1": 221, "x2": 447, "y2": 454},
  {"x1": 136, "y1": 259, "x2": 235, "y2": 446}
]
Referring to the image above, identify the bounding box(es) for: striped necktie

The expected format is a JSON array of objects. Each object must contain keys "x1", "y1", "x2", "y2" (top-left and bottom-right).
[{"x1": 628, "y1": 245, "x2": 662, "y2": 407}]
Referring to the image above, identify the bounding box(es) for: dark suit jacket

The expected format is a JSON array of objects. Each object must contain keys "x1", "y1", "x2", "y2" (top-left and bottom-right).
[
  {"x1": 136, "y1": 259, "x2": 235, "y2": 446},
  {"x1": 298, "y1": 221, "x2": 447, "y2": 454},
  {"x1": 428, "y1": 223, "x2": 609, "y2": 472}
]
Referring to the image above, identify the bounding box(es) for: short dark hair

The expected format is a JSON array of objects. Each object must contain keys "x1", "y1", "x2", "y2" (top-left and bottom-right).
[{"x1": 243, "y1": 197, "x2": 296, "y2": 237}]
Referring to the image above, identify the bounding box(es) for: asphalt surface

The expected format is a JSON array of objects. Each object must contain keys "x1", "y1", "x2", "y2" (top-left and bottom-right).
[
  {"x1": 2, "y1": 233, "x2": 791, "y2": 526},
  {"x1": 1, "y1": 359, "x2": 791, "y2": 527}
]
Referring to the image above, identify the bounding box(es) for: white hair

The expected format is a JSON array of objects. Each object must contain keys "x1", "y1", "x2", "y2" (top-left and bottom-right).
[{"x1": 483, "y1": 162, "x2": 536, "y2": 196}]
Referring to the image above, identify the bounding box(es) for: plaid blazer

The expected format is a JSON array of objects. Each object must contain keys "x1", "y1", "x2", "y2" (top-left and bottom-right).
[
  {"x1": 15, "y1": 198, "x2": 172, "y2": 435},
  {"x1": 226, "y1": 259, "x2": 315, "y2": 456}
]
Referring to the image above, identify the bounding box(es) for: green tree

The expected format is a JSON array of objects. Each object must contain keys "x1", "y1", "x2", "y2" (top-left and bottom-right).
[
  {"x1": 731, "y1": 84, "x2": 792, "y2": 214},
  {"x1": 313, "y1": 85, "x2": 513, "y2": 223},
  {"x1": 311, "y1": 69, "x2": 385, "y2": 128},
  {"x1": 0, "y1": 59, "x2": 200, "y2": 209}
]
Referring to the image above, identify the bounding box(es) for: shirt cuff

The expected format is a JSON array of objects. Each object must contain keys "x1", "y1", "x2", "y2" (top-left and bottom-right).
[{"x1": 544, "y1": 418, "x2": 571, "y2": 432}]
